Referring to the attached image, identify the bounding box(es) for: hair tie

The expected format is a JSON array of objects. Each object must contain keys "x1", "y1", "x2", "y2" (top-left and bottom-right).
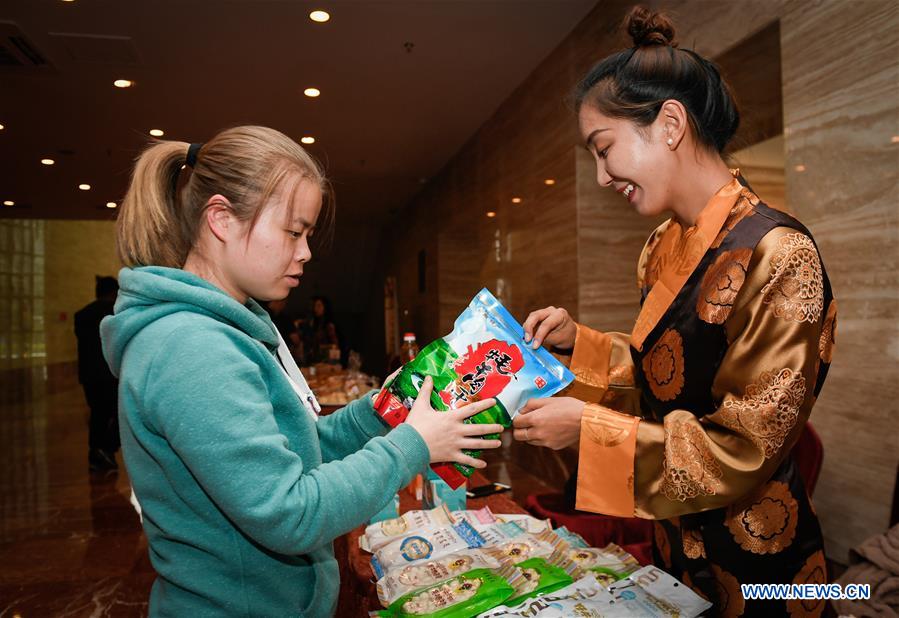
[{"x1": 186, "y1": 142, "x2": 203, "y2": 168}]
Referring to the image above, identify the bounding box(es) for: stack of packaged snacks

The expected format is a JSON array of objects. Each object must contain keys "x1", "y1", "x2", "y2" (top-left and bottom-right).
[
  {"x1": 477, "y1": 565, "x2": 712, "y2": 618},
  {"x1": 373, "y1": 289, "x2": 574, "y2": 488},
  {"x1": 362, "y1": 505, "x2": 709, "y2": 618}
]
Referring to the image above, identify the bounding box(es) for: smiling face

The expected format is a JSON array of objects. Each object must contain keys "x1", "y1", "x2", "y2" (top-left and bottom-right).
[
  {"x1": 579, "y1": 103, "x2": 675, "y2": 218},
  {"x1": 221, "y1": 176, "x2": 322, "y2": 303}
]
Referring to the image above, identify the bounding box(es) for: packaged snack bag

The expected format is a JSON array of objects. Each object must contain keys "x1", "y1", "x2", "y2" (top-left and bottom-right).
[
  {"x1": 374, "y1": 289, "x2": 574, "y2": 488},
  {"x1": 372, "y1": 566, "x2": 517, "y2": 618},
  {"x1": 484, "y1": 529, "x2": 562, "y2": 564},
  {"x1": 475, "y1": 521, "x2": 527, "y2": 547},
  {"x1": 608, "y1": 566, "x2": 712, "y2": 618},
  {"x1": 503, "y1": 549, "x2": 579, "y2": 607},
  {"x1": 564, "y1": 543, "x2": 641, "y2": 585},
  {"x1": 477, "y1": 574, "x2": 616, "y2": 618},
  {"x1": 362, "y1": 504, "x2": 456, "y2": 552},
  {"x1": 372, "y1": 520, "x2": 486, "y2": 577},
  {"x1": 551, "y1": 526, "x2": 589, "y2": 549},
  {"x1": 376, "y1": 549, "x2": 504, "y2": 607},
  {"x1": 494, "y1": 514, "x2": 553, "y2": 535},
  {"x1": 450, "y1": 507, "x2": 497, "y2": 529}
]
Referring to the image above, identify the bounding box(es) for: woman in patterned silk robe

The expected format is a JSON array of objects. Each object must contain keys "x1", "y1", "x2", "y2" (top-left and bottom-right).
[{"x1": 512, "y1": 8, "x2": 836, "y2": 617}]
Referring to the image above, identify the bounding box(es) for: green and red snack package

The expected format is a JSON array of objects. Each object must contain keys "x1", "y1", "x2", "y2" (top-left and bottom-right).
[{"x1": 374, "y1": 289, "x2": 574, "y2": 488}]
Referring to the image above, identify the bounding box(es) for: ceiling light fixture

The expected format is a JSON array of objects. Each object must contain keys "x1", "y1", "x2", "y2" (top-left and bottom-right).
[
  {"x1": 41, "y1": 158, "x2": 55, "y2": 165},
  {"x1": 486, "y1": 211, "x2": 496, "y2": 218},
  {"x1": 106, "y1": 202, "x2": 117, "y2": 209},
  {"x1": 304, "y1": 87, "x2": 321, "y2": 98},
  {"x1": 309, "y1": 10, "x2": 330, "y2": 22},
  {"x1": 301, "y1": 136, "x2": 315, "y2": 144},
  {"x1": 79, "y1": 184, "x2": 91, "y2": 190},
  {"x1": 544, "y1": 179, "x2": 556, "y2": 185},
  {"x1": 3, "y1": 201, "x2": 14, "y2": 206},
  {"x1": 149, "y1": 129, "x2": 164, "y2": 137},
  {"x1": 113, "y1": 79, "x2": 134, "y2": 88},
  {"x1": 511, "y1": 197, "x2": 522, "y2": 204}
]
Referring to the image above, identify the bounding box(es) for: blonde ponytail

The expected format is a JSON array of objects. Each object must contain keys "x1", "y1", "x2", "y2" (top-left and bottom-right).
[
  {"x1": 116, "y1": 126, "x2": 328, "y2": 268},
  {"x1": 117, "y1": 140, "x2": 190, "y2": 267}
]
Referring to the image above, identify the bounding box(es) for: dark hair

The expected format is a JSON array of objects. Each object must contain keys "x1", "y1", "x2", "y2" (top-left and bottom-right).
[
  {"x1": 95, "y1": 275, "x2": 119, "y2": 298},
  {"x1": 574, "y1": 6, "x2": 739, "y2": 153}
]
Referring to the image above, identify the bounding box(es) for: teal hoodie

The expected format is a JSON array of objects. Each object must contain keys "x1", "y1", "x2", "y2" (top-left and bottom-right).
[{"x1": 101, "y1": 267, "x2": 429, "y2": 617}]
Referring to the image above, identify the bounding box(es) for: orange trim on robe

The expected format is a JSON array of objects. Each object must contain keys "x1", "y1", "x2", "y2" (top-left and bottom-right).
[
  {"x1": 576, "y1": 404, "x2": 640, "y2": 517},
  {"x1": 631, "y1": 176, "x2": 744, "y2": 352},
  {"x1": 564, "y1": 324, "x2": 613, "y2": 403}
]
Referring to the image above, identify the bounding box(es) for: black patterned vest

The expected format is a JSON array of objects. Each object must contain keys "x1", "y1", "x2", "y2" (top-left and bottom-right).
[{"x1": 631, "y1": 192, "x2": 835, "y2": 423}]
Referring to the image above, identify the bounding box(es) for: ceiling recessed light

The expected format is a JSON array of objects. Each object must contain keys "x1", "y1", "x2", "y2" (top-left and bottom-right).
[
  {"x1": 3, "y1": 200, "x2": 14, "y2": 206},
  {"x1": 114, "y1": 79, "x2": 133, "y2": 88},
  {"x1": 41, "y1": 158, "x2": 55, "y2": 165},
  {"x1": 511, "y1": 197, "x2": 522, "y2": 204},
  {"x1": 106, "y1": 202, "x2": 117, "y2": 209},
  {"x1": 304, "y1": 87, "x2": 321, "y2": 98},
  {"x1": 0, "y1": 123, "x2": 5, "y2": 130},
  {"x1": 544, "y1": 178, "x2": 556, "y2": 185},
  {"x1": 486, "y1": 211, "x2": 496, "y2": 218},
  {"x1": 309, "y1": 10, "x2": 330, "y2": 22},
  {"x1": 794, "y1": 164, "x2": 807, "y2": 173},
  {"x1": 891, "y1": 135, "x2": 899, "y2": 144},
  {"x1": 78, "y1": 184, "x2": 91, "y2": 191},
  {"x1": 301, "y1": 136, "x2": 315, "y2": 145},
  {"x1": 149, "y1": 129, "x2": 164, "y2": 137}
]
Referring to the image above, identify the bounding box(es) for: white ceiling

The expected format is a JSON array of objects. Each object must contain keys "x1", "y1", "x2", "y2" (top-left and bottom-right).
[{"x1": 0, "y1": 0, "x2": 597, "y2": 223}]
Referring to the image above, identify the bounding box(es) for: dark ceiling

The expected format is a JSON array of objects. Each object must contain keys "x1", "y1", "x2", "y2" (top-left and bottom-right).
[{"x1": 0, "y1": 0, "x2": 597, "y2": 223}]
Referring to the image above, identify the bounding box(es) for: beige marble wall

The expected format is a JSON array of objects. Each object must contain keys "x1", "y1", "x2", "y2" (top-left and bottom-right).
[
  {"x1": 383, "y1": 0, "x2": 898, "y2": 563},
  {"x1": 779, "y1": 0, "x2": 899, "y2": 562},
  {"x1": 44, "y1": 220, "x2": 120, "y2": 365}
]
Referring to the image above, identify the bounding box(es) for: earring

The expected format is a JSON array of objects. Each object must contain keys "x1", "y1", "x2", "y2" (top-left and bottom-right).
[{"x1": 666, "y1": 138, "x2": 674, "y2": 146}]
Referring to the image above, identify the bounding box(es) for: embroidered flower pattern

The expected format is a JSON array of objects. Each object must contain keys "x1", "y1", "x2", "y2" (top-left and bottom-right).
[
  {"x1": 643, "y1": 328, "x2": 685, "y2": 402},
  {"x1": 660, "y1": 420, "x2": 723, "y2": 502},
  {"x1": 697, "y1": 248, "x2": 753, "y2": 324},
  {"x1": 762, "y1": 233, "x2": 824, "y2": 323},
  {"x1": 726, "y1": 481, "x2": 798, "y2": 555},
  {"x1": 717, "y1": 368, "x2": 807, "y2": 459}
]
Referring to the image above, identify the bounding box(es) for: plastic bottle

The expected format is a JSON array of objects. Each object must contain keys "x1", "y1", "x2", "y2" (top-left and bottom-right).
[{"x1": 400, "y1": 332, "x2": 419, "y2": 364}]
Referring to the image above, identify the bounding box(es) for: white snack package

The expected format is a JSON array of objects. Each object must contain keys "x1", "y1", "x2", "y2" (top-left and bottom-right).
[
  {"x1": 371, "y1": 520, "x2": 485, "y2": 576},
  {"x1": 376, "y1": 548, "x2": 503, "y2": 607},
  {"x1": 361, "y1": 504, "x2": 456, "y2": 552},
  {"x1": 494, "y1": 513, "x2": 553, "y2": 535},
  {"x1": 609, "y1": 565, "x2": 712, "y2": 618}
]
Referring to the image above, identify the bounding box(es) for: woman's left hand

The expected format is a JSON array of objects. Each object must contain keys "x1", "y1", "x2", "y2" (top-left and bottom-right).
[{"x1": 512, "y1": 397, "x2": 585, "y2": 450}]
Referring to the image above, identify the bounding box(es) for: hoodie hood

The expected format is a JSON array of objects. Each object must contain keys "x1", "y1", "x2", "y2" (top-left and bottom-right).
[{"x1": 101, "y1": 266, "x2": 279, "y2": 377}]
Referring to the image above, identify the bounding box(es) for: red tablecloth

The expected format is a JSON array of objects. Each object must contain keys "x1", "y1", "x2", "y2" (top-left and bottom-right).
[{"x1": 335, "y1": 471, "x2": 525, "y2": 615}]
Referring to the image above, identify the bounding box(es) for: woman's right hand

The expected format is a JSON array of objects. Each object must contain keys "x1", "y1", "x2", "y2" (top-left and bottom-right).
[
  {"x1": 522, "y1": 306, "x2": 577, "y2": 350},
  {"x1": 404, "y1": 376, "x2": 503, "y2": 469}
]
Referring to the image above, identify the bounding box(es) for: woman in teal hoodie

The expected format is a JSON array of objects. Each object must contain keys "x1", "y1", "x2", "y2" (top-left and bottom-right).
[{"x1": 101, "y1": 126, "x2": 503, "y2": 617}]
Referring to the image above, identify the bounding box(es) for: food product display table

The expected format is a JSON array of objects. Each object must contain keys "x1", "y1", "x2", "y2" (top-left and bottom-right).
[{"x1": 334, "y1": 471, "x2": 526, "y2": 615}]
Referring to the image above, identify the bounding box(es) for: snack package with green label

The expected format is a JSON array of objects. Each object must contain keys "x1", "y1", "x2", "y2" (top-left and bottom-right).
[
  {"x1": 503, "y1": 548, "x2": 580, "y2": 607},
  {"x1": 484, "y1": 528, "x2": 564, "y2": 564},
  {"x1": 374, "y1": 289, "x2": 574, "y2": 489},
  {"x1": 371, "y1": 566, "x2": 517, "y2": 618},
  {"x1": 376, "y1": 549, "x2": 504, "y2": 608}
]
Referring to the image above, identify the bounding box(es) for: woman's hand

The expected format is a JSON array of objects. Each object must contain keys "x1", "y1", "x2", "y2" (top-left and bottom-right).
[
  {"x1": 405, "y1": 377, "x2": 503, "y2": 469},
  {"x1": 512, "y1": 397, "x2": 584, "y2": 450},
  {"x1": 522, "y1": 306, "x2": 577, "y2": 350}
]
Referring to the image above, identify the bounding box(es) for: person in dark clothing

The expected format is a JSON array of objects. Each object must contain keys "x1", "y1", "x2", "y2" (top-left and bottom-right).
[
  {"x1": 266, "y1": 298, "x2": 302, "y2": 360},
  {"x1": 75, "y1": 276, "x2": 120, "y2": 471}
]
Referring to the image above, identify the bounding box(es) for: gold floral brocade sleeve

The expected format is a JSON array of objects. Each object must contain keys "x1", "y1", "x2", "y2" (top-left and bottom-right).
[{"x1": 576, "y1": 227, "x2": 834, "y2": 520}]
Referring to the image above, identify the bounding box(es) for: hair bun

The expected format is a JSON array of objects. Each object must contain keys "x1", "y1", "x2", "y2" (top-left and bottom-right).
[{"x1": 626, "y1": 6, "x2": 677, "y2": 47}]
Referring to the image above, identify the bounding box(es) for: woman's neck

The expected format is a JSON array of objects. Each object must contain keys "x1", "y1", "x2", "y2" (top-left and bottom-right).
[
  {"x1": 669, "y1": 155, "x2": 735, "y2": 228},
  {"x1": 183, "y1": 251, "x2": 248, "y2": 305}
]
